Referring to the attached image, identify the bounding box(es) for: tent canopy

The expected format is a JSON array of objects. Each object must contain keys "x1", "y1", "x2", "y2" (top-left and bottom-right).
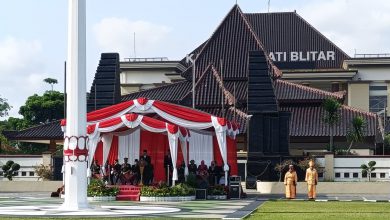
[
  {"x1": 61, "y1": 97, "x2": 239, "y2": 136},
  {"x1": 62, "y1": 98, "x2": 239, "y2": 185}
]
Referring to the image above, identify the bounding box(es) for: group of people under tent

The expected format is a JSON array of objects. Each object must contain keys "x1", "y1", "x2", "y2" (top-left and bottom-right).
[
  {"x1": 90, "y1": 149, "x2": 154, "y2": 186},
  {"x1": 284, "y1": 159, "x2": 319, "y2": 200},
  {"x1": 89, "y1": 149, "x2": 232, "y2": 187}
]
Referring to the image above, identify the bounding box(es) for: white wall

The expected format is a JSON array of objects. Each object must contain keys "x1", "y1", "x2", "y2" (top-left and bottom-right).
[
  {"x1": 355, "y1": 66, "x2": 390, "y2": 81},
  {"x1": 317, "y1": 156, "x2": 390, "y2": 182},
  {"x1": 121, "y1": 71, "x2": 173, "y2": 84},
  {"x1": 0, "y1": 156, "x2": 43, "y2": 181}
]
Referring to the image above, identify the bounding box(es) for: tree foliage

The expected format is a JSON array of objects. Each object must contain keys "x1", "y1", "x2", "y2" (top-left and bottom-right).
[
  {"x1": 19, "y1": 91, "x2": 64, "y2": 125},
  {"x1": 43, "y1": 78, "x2": 58, "y2": 91},
  {"x1": 361, "y1": 161, "x2": 376, "y2": 182},
  {"x1": 322, "y1": 98, "x2": 342, "y2": 152},
  {"x1": 1, "y1": 160, "x2": 20, "y2": 180},
  {"x1": 346, "y1": 116, "x2": 366, "y2": 154},
  {"x1": 0, "y1": 96, "x2": 11, "y2": 118}
]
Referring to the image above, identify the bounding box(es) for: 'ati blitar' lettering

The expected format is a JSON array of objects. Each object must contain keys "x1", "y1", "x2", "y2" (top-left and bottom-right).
[{"x1": 268, "y1": 51, "x2": 336, "y2": 62}]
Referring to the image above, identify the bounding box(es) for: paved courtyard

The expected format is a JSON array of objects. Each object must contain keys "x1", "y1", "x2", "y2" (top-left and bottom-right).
[
  {"x1": 1, "y1": 192, "x2": 390, "y2": 219},
  {"x1": 0, "y1": 193, "x2": 258, "y2": 219}
]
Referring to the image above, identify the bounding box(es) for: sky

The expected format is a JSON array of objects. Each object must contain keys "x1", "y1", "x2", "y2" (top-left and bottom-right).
[{"x1": 1, "y1": 0, "x2": 390, "y2": 118}]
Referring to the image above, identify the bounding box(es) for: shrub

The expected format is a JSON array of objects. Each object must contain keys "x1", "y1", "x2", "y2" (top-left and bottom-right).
[
  {"x1": 87, "y1": 179, "x2": 119, "y2": 197},
  {"x1": 208, "y1": 185, "x2": 227, "y2": 195},
  {"x1": 34, "y1": 164, "x2": 53, "y2": 180},
  {"x1": 140, "y1": 183, "x2": 195, "y2": 197}
]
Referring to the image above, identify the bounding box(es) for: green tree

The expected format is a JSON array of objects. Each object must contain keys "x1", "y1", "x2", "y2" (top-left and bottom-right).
[
  {"x1": 19, "y1": 91, "x2": 64, "y2": 125},
  {"x1": 322, "y1": 98, "x2": 342, "y2": 152},
  {"x1": 43, "y1": 78, "x2": 58, "y2": 91},
  {"x1": 346, "y1": 116, "x2": 366, "y2": 155},
  {"x1": 0, "y1": 96, "x2": 12, "y2": 118},
  {"x1": 1, "y1": 160, "x2": 20, "y2": 180},
  {"x1": 361, "y1": 161, "x2": 376, "y2": 182}
]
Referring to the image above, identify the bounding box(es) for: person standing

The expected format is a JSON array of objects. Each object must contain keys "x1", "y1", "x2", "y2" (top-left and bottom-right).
[
  {"x1": 284, "y1": 165, "x2": 298, "y2": 199},
  {"x1": 112, "y1": 159, "x2": 121, "y2": 185},
  {"x1": 164, "y1": 151, "x2": 173, "y2": 185},
  {"x1": 305, "y1": 160, "x2": 319, "y2": 200},
  {"x1": 140, "y1": 149, "x2": 151, "y2": 165}
]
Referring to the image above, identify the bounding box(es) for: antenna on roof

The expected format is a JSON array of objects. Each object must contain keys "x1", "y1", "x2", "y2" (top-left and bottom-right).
[
  {"x1": 268, "y1": 0, "x2": 271, "y2": 13},
  {"x1": 133, "y1": 32, "x2": 136, "y2": 58}
]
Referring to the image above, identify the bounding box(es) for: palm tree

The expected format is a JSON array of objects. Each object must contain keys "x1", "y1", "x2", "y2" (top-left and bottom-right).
[
  {"x1": 346, "y1": 116, "x2": 366, "y2": 155},
  {"x1": 361, "y1": 161, "x2": 376, "y2": 182},
  {"x1": 43, "y1": 78, "x2": 58, "y2": 91},
  {"x1": 322, "y1": 98, "x2": 341, "y2": 152}
]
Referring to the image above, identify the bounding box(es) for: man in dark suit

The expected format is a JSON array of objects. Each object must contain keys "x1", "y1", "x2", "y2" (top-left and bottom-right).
[
  {"x1": 131, "y1": 159, "x2": 140, "y2": 185},
  {"x1": 164, "y1": 151, "x2": 173, "y2": 185},
  {"x1": 188, "y1": 160, "x2": 197, "y2": 175},
  {"x1": 140, "y1": 149, "x2": 151, "y2": 165}
]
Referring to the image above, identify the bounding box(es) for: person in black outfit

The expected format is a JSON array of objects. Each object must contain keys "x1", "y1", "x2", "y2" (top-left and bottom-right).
[
  {"x1": 164, "y1": 151, "x2": 173, "y2": 185},
  {"x1": 208, "y1": 161, "x2": 218, "y2": 186},
  {"x1": 112, "y1": 159, "x2": 121, "y2": 184},
  {"x1": 131, "y1": 159, "x2": 140, "y2": 185},
  {"x1": 90, "y1": 160, "x2": 101, "y2": 179},
  {"x1": 121, "y1": 158, "x2": 132, "y2": 185},
  {"x1": 215, "y1": 161, "x2": 223, "y2": 184},
  {"x1": 140, "y1": 149, "x2": 151, "y2": 165},
  {"x1": 188, "y1": 160, "x2": 197, "y2": 175},
  {"x1": 177, "y1": 160, "x2": 186, "y2": 183}
]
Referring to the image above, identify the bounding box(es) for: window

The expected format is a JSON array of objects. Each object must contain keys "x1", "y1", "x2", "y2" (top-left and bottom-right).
[
  {"x1": 369, "y1": 96, "x2": 387, "y2": 113},
  {"x1": 0, "y1": 171, "x2": 3, "y2": 176},
  {"x1": 353, "y1": 173, "x2": 359, "y2": 178},
  {"x1": 369, "y1": 86, "x2": 388, "y2": 91},
  {"x1": 14, "y1": 172, "x2": 19, "y2": 176},
  {"x1": 318, "y1": 173, "x2": 323, "y2": 178},
  {"x1": 335, "y1": 173, "x2": 340, "y2": 178},
  {"x1": 29, "y1": 172, "x2": 35, "y2": 176},
  {"x1": 362, "y1": 172, "x2": 367, "y2": 178},
  {"x1": 21, "y1": 172, "x2": 26, "y2": 176},
  {"x1": 380, "y1": 173, "x2": 386, "y2": 178},
  {"x1": 344, "y1": 173, "x2": 350, "y2": 178},
  {"x1": 371, "y1": 173, "x2": 377, "y2": 178}
]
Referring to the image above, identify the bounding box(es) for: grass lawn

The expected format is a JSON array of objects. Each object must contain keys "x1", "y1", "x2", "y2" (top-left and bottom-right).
[{"x1": 248, "y1": 201, "x2": 390, "y2": 220}]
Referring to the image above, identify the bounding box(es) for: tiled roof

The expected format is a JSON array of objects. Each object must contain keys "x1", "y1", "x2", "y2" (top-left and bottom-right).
[
  {"x1": 274, "y1": 79, "x2": 344, "y2": 102},
  {"x1": 122, "y1": 80, "x2": 191, "y2": 103},
  {"x1": 244, "y1": 12, "x2": 350, "y2": 69},
  {"x1": 180, "y1": 5, "x2": 281, "y2": 81},
  {"x1": 281, "y1": 105, "x2": 379, "y2": 137},
  {"x1": 3, "y1": 121, "x2": 63, "y2": 140}
]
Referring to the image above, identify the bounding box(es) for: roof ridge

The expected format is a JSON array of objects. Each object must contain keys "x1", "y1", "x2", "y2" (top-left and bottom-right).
[
  {"x1": 210, "y1": 65, "x2": 237, "y2": 105},
  {"x1": 239, "y1": 8, "x2": 283, "y2": 79},
  {"x1": 228, "y1": 106, "x2": 248, "y2": 119},
  {"x1": 341, "y1": 104, "x2": 377, "y2": 117},
  {"x1": 276, "y1": 79, "x2": 344, "y2": 99},
  {"x1": 293, "y1": 12, "x2": 350, "y2": 59},
  {"x1": 179, "y1": 5, "x2": 241, "y2": 81}
]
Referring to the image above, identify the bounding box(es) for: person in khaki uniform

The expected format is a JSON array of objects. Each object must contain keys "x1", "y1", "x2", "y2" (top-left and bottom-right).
[
  {"x1": 305, "y1": 160, "x2": 318, "y2": 199},
  {"x1": 284, "y1": 165, "x2": 298, "y2": 199}
]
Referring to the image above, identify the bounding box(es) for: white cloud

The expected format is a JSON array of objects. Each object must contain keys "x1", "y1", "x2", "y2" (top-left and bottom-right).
[
  {"x1": 0, "y1": 37, "x2": 47, "y2": 118},
  {"x1": 281, "y1": 0, "x2": 390, "y2": 56},
  {"x1": 93, "y1": 17, "x2": 172, "y2": 59}
]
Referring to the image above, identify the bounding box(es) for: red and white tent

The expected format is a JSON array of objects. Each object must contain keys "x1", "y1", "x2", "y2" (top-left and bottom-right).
[
  {"x1": 86, "y1": 113, "x2": 189, "y2": 182},
  {"x1": 61, "y1": 98, "x2": 239, "y2": 185}
]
